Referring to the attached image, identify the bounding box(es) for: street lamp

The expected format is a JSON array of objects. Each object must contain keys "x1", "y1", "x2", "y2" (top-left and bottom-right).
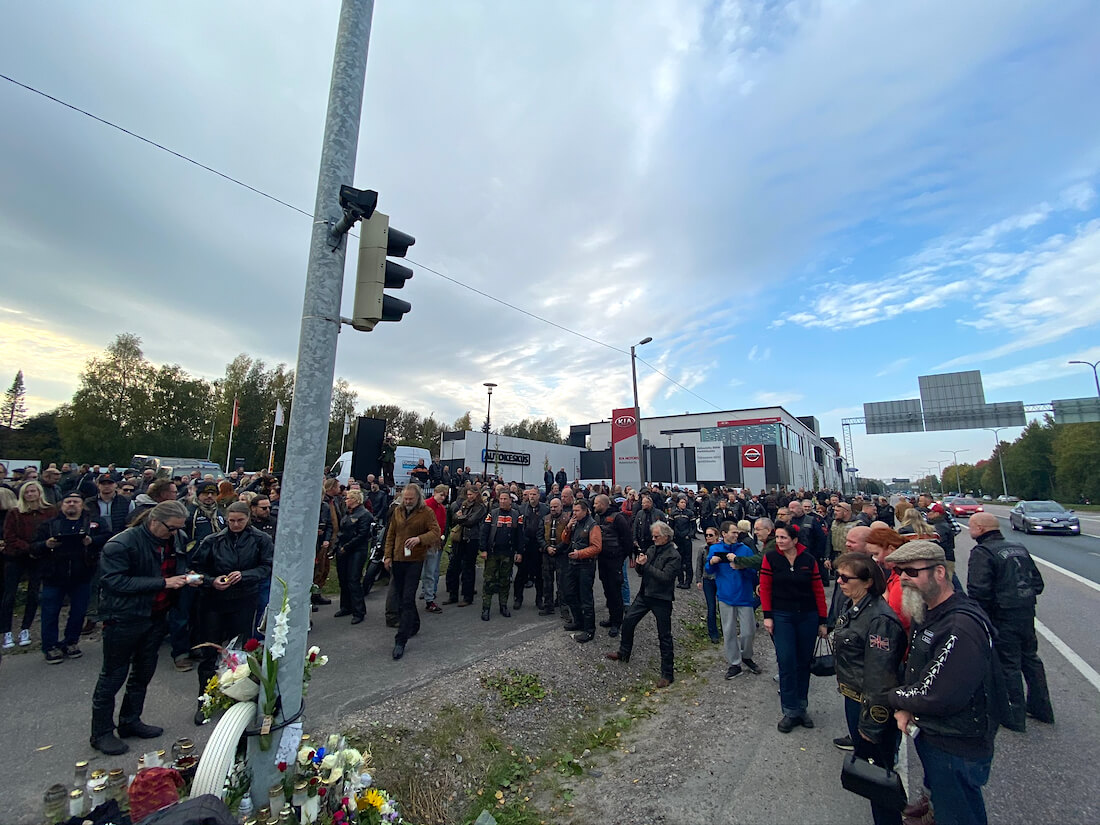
[
  {"x1": 940, "y1": 449, "x2": 969, "y2": 495},
  {"x1": 1068, "y1": 360, "x2": 1100, "y2": 397},
  {"x1": 982, "y1": 428, "x2": 1010, "y2": 498},
  {"x1": 630, "y1": 337, "x2": 653, "y2": 488},
  {"x1": 929, "y1": 459, "x2": 950, "y2": 495},
  {"x1": 482, "y1": 382, "x2": 497, "y2": 481}
]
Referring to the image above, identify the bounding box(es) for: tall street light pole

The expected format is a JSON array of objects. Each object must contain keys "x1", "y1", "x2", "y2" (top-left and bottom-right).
[
  {"x1": 982, "y1": 427, "x2": 1010, "y2": 498},
  {"x1": 482, "y1": 382, "x2": 497, "y2": 481},
  {"x1": 1068, "y1": 359, "x2": 1100, "y2": 397},
  {"x1": 630, "y1": 337, "x2": 653, "y2": 489},
  {"x1": 929, "y1": 459, "x2": 949, "y2": 495},
  {"x1": 941, "y1": 449, "x2": 969, "y2": 495}
]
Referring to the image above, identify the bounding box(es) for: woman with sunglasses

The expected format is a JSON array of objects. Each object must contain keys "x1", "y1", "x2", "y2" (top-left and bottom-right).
[
  {"x1": 760, "y1": 522, "x2": 827, "y2": 732},
  {"x1": 832, "y1": 552, "x2": 907, "y2": 825},
  {"x1": 695, "y1": 526, "x2": 722, "y2": 643}
]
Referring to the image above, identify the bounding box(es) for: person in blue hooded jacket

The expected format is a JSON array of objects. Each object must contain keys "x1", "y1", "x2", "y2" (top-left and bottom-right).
[{"x1": 709, "y1": 520, "x2": 763, "y2": 679}]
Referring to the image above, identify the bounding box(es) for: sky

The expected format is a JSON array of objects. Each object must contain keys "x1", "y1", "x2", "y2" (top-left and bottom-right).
[{"x1": 2, "y1": 0, "x2": 1099, "y2": 483}]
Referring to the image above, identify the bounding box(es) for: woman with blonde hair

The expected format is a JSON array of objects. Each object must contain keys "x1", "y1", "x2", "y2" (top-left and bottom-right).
[
  {"x1": 2, "y1": 481, "x2": 56, "y2": 649},
  {"x1": 897, "y1": 506, "x2": 935, "y2": 538}
]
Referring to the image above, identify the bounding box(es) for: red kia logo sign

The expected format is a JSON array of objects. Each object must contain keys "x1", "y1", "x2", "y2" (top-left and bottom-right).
[
  {"x1": 741, "y1": 444, "x2": 765, "y2": 468},
  {"x1": 614, "y1": 415, "x2": 636, "y2": 427}
]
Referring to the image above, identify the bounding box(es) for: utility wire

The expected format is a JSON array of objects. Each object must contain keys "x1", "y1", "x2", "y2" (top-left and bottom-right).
[{"x1": 2, "y1": 70, "x2": 720, "y2": 410}]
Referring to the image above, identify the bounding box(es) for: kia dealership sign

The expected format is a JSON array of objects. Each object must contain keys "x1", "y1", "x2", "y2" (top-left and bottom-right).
[
  {"x1": 741, "y1": 444, "x2": 765, "y2": 468},
  {"x1": 611, "y1": 407, "x2": 641, "y2": 488}
]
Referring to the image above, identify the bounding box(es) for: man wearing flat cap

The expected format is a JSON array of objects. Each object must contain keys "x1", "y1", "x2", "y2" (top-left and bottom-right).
[{"x1": 889, "y1": 540, "x2": 999, "y2": 825}]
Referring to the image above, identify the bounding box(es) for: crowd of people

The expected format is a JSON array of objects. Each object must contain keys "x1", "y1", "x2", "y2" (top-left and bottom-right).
[{"x1": 0, "y1": 459, "x2": 1055, "y2": 825}]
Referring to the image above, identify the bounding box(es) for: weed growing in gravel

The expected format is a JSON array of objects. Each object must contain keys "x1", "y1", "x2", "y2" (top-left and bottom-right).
[{"x1": 481, "y1": 668, "x2": 547, "y2": 707}]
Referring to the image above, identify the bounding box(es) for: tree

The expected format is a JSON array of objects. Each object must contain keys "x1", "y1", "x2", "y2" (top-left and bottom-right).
[
  {"x1": 1, "y1": 371, "x2": 28, "y2": 429},
  {"x1": 327, "y1": 378, "x2": 358, "y2": 465},
  {"x1": 1001, "y1": 418, "x2": 1057, "y2": 500},
  {"x1": 452, "y1": 411, "x2": 472, "y2": 431},
  {"x1": 499, "y1": 417, "x2": 565, "y2": 444},
  {"x1": 58, "y1": 333, "x2": 156, "y2": 462},
  {"x1": 1052, "y1": 422, "x2": 1100, "y2": 503}
]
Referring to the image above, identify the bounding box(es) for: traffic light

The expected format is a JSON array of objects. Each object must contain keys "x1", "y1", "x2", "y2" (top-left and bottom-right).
[{"x1": 351, "y1": 211, "x2": 414, "y2": 331}]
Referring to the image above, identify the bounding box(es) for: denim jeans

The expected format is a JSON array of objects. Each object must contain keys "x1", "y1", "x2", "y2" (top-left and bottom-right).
[
  {"x1": 844, "y1": 697, "x2": 902, "y2": 825},
  {"x1": 701, "y1": 578, "x2": 719, "y2": 640},
  {"x1": 168, "y1": 585, "x2": 198, "y2": 658},
  {"x1": 772, "y1": 609, "x2": 818, "y2": 718},
  {"x1": 621, "y1": 558, "x2": 631, "y2": 605},
  {"x1": 1, "y1": 557, "x2": 41, "y2": 633},
  {"x1": 915, "y1": 736, "x2": 991, "y2": 825},
  {"x1": 39, "y1": 579, "x2": 92, "y2": 651},
  {"x1": 419, "y1": 547, "x2": 442, "y2": 603}
]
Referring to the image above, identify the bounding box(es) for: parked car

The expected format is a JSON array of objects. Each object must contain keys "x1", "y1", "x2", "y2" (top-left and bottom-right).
[
  {"x1": 996, "y1": 495, "x2": 1020, "y2": 503},
  {"x1": 981, "y1": 495, "x2": 993, "y2": 501},
  {"x1": 947, "y1": 497, "x2": 984, "y2": 517},
  {"x1": 1009, "y1": 501, "x2": 1081, "y2": 535}
]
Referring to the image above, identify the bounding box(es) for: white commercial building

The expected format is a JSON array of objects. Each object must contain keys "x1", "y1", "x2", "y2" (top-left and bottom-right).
[
  {"x1": 571, "y1": 406, "x2": 847, "y2": 492},
  {"x1": 439, "y1": 430, "x2": 584, "y2": 486}
]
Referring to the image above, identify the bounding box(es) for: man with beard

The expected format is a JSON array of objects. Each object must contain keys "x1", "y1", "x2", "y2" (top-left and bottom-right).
[
  {"x1": 541, "y1": 498, "x2": 569, "y2": 618},
  {"x1": 515, "y1": 488, "x2": 547, "y2": 610},
  {"x1": 445, "y1": 486, "x2": 486, "y2": 607},
  {"x1": 888, "y1": 540, "x2": 999, "y2": 825}
]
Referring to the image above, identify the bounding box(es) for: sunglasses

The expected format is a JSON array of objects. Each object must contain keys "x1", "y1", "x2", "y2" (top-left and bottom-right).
[
  {"x1": 896, "y1": 565, "x2": 935, "y2": 578},
  {"x1": 836, "y1": 573, "x2": 867, "y2": 584},
  {"x1": 121, "y1": 487, "x2": 135, "y2": 492}
]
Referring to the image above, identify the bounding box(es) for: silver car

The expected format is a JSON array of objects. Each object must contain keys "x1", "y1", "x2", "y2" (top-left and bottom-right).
[{"x1": 1009, "y1": 500, "x2": 1081, "y2": 535}]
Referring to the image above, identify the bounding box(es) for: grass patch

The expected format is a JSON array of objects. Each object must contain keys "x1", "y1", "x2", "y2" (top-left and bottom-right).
[{"x1": 480, "y1": 669, "x2": 547, "y2": 708}]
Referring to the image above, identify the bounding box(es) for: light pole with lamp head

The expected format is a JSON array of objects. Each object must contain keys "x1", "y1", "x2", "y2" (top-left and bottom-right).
[
  {"x1": 1068, "y1": 360, "x2": 1100, "y2": 397},
  {"x1": 482, "y1": 383, "x2": 497, "y2": 482},
  {"x1": 940, "y1": 449, "x2": 969, "y2": 495},
  {"x1": 929, "y1": 459, "x2": 950, "y2": 495},
  {"x1": 630, "y1": 337, "x2": 653, "y2": 488},
  {"x1": 982, "y1": 427, "x2": 1010, "y2": 498}
]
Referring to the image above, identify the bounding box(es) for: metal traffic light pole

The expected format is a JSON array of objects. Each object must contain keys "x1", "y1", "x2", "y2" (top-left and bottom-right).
[{"x1": 246, "y1": 0, "x2": 374, "y2": 803}]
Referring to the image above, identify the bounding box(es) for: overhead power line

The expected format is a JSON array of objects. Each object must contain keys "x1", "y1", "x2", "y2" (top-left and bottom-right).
[{"x1": 1, "y1": 70, "x2": 721, "y2": 411}]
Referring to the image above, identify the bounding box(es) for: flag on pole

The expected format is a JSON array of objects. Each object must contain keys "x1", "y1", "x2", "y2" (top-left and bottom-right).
[
  {"x1": 274, "y1": 401, "x2": 285, "y2": 427},
  {"x1": 231, "y1": 397, "x2": 240, "y2": 428},
  {"x1": 343, "y1": 413, "x2": 351, "y2": 435}
]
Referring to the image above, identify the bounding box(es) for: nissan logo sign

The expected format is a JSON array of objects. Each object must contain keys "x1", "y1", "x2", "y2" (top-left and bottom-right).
[
  {"x1": 744, "y1": 448, "x2": 761, "y2": 462},
  {"x1": 614, "y1": 415, "x2": 636, "y2": 427}
]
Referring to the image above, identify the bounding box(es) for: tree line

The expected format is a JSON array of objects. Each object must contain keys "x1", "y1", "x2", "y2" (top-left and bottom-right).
[
  {"x1": 0, "y1": 333, "x2": 564, "y2": 472},
  {"x1": 936, "y1": 417, "x2": 1100, "y2": 503}
]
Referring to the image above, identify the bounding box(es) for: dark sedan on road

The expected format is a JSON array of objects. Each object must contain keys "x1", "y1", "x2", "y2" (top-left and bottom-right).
[
  {"x1": 1009, "y1": 500, "x2": 1081, "y2": 535},
  {"x1": 948, "y1": 497, "x2": 984, "y2": 517}
]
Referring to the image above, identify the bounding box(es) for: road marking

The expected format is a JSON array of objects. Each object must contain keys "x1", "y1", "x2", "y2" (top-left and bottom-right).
[
  {"x1": 1031, "y1": 555, "x2": 1100, "y2": 594},
  {"x1": 1036, "y1": 619, "x2": 1100, "y2": 695}
]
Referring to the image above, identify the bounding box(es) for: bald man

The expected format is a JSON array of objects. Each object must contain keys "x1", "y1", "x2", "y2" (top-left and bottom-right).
[
  {"x1": 844, "y1": 525, "x2": 871, "y2": 552},
  {"x1": 967, "y1": 512, "x2": 1053, "y2": 729}
]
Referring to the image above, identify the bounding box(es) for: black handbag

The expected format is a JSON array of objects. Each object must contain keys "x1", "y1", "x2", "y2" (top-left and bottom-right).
[
  {"x1": 809, "y1": 635, "x2": 835, "y2": 677},
  {"x1": 840, "y1": 753, "x2": 907, "y2": 811}
]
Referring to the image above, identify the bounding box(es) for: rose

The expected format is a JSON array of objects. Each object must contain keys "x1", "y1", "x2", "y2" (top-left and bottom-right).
[
  {"x1": 277, "y1": 761, "x2": 287, "y2": 773},
  {"x1": 244, "y1": 637, "x2": 261, "y2": 653}
]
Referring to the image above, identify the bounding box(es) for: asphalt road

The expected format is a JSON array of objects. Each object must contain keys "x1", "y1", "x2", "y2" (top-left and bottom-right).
[{"x1": 1, "y1": 520, "x2": 1098, "y2": 824}]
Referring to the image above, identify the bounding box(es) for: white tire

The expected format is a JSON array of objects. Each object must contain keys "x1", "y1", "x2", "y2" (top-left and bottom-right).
[{"x1": 191, "y1": 701, "x2": 256, "y2": 798}]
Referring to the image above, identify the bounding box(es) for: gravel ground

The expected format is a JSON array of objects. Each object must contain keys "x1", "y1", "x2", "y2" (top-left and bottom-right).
[{"x1": 340, "y1": 582, "x2": 869, "y2": 825}]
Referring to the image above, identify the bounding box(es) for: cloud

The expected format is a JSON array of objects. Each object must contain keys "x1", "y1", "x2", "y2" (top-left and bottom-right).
[
  {"x1": 753, "y1": 391, "x2": 804, "y2": 407},
  {"x1": 982, "y1": 345, "x2": 1100, "y2": 392},
  {"x1": 934, "y1": 218, "x2": 1100, "y2": 368}
]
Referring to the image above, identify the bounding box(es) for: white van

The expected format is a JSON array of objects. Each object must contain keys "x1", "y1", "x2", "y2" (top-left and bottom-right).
[{"x1": 330, "y1": 446, "x2": 432, "y2": 488}]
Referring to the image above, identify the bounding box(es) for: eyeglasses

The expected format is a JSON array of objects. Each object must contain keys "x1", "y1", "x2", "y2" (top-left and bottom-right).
[
  {"x1": 121, "y1": 487, "x2": 135, "y2": 493},
  {"x1": 164, "y1": 524, "x2": 184, "y2": 533},
  {"x1": 895, "y1": 565, "x2": 935, "y2": 578},
  {"x1": 836, "y1": 573, "x2": 867, "y2": 584}
]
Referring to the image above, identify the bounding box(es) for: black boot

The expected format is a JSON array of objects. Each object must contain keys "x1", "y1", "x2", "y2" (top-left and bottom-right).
[
  {"x1": 481, "y1": 607, "x2": 491, "y2": 621},
  {"x1": 500, "y1": 604, "x2": 511, "y2": 618}
]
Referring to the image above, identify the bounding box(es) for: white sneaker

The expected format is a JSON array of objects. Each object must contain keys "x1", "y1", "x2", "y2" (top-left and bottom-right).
[
  {"x1": 1, "y1": 632, "x2": 13, "y2": 650},
  {"x1": 18, "y1": 629, "x2": 31, "y2": 647}
]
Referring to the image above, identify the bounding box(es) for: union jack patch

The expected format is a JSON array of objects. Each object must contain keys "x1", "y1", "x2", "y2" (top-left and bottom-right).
[{"x1": 869, "y1": 634, "x2": 890, "y2": 651}]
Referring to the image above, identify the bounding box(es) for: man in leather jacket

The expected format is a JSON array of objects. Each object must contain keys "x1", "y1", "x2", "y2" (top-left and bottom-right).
[
  {"x1": 189, "y1": 501, "x2": 274, "y2": 721},
  {"x1": 90, "y1": 500, "x2": 199, "y2": 755},
  {"x1": 889, "y1": 541, "x2": 999, "y2": 825},
  {"x1": 445, "y1": 486, "x2": 486, "y2": 607},
  {"x1": 593, "y1": 494, "x2": 632, "y2": 638},
  {"x1": 967, "y1": 512, "x2": 1053, "y2": 729}
]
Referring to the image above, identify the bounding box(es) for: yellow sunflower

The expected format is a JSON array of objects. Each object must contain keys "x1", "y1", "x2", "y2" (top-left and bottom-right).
[{"x1": 356, "y1": 789, "x2": 386, "y2": 811}]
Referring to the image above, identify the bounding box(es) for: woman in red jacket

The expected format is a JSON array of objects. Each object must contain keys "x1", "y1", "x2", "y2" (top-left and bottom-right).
[
  {"x1": 2, "y1": 481, "x2": 56, "y2": 649},
  {"x1": 760, "y1": 522, "x2": 827, "y2": 732}
]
